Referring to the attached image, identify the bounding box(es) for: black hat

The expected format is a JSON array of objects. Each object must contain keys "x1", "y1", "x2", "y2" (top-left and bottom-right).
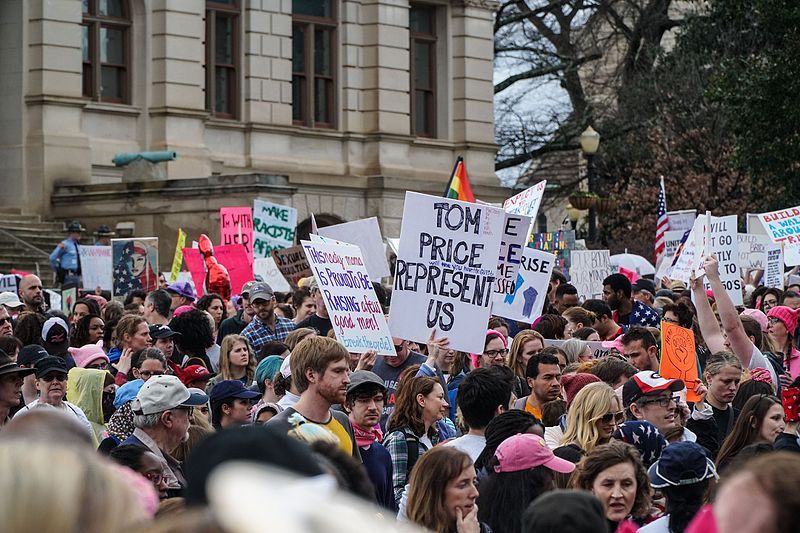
[
  {"x1": 0, "y1": 351, "x2": 35, "y2": 378},
  {"x1": 209, "y1": 380, "x2": 260, "y2": 403},
  {"x1": 149, "y1": 324, "x2": 182, "y2": 340},
  {"x1": 93, "y1": 224, "x2": 116, "y2": 237},
  {"x1": 17, "y1": 345, "x2": 50, "y2": 367},
  {"x1": 34, "y1": 356, "x2": 68, "y2": 379},
  {"x1": 521, "y1": 490, "x2": 607, "y2": 533},
  {"x1": 66, "y1": 220, "x2": 85, "y2": 233},
  {"x1": 632, "y1": 278, "x2": 657, "y2": 296}
]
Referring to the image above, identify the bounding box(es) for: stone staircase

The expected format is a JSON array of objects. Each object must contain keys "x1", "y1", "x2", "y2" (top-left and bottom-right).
[{"x1": 0, "y1": 209, "x2": 66, "y2": 282}]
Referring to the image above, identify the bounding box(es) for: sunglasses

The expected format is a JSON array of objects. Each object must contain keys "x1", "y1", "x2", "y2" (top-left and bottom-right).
[
  {"x1": 0, "y1": 317, "x2": 11, "y2": 326},
  {"x1": 87, "y1": 362, "x2": 109, "y2": 370},
  {"x1": 40, "y1": 373, "x2": 68, "y2": 382},
  {"x1": 393, "y1": 343, "x2": 404, "y2": 352},
  {"x1": 598, "y1": 410, "x2": 625, "y2": 425},
  {"x1": 139, "y1": 370, "x2": 166, "y2": 378}
]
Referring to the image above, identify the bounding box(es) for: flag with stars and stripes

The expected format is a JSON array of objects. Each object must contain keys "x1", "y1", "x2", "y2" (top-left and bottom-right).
[
  {"x1": 655, "y1": 176, "x2": 670, "y2": 265},
  {"x1": 113, "y1": 240, "x2": 139, "y2": 296}
]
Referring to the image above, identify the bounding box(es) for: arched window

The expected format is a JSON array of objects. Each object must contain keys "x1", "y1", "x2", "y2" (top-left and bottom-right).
[
  {"x1": 82, "y1": 0, "x2": 131, "y2": 103},
  {"x1": 206, "y1": 1, "x2": 240, "y2": 118}
]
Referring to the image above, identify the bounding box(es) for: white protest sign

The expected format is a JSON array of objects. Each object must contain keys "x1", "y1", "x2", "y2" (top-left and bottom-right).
[
  {"x1": 657, "y1": 230, "x2": 690, "y2": 281},
  {"x1": 670, "y1": 225, "x2": 699, "y2": 284},
  {"x1": 737, "y1": 233, "x2": 770, "y2": 270},
  {"x1": 253, "y1": 199, "x2": 297, "y2": 258},
  {"x1": 765, "y1": 244, "x2": 784, "y2": 289},
  {"x1": 494, "y1": 213, "x2": 533, "y2": 297},
  {"x1": 758, "y1": 205, "x2": 800, "y2": 245},
  {"x1": 318, "y1": 217, "x2": 391, "y2": 281},
  {"x1": 0, "y1": 274, "x2": 19, "y2": 293},
  {"x1": 785, "y1": 243, "x2": 800, "y2": 267},
  {"x1": 253, "y1": 257, "x2": 291, "y2": 293},
  {"x1": 667, "y1": 210, "x2": 697, "y2": 233},
  {"x1": 701, "y1": 215, "x2": 743, "y2": 306},
  {"x1": 656, "y1": 230, "x2": 686, "y2": 278},
  {"x1": 389, "y1": 192, "x2": 505, "y2": 354},
  {"x1": 570, "y1": 250, "x2": 611, "y2": 300},
  {"x1": 301, "y1": 240, "x2": 394, "y2": 355},
  {"x1": 45, "y1": 289, "x2": 61, "y2": 314},
  {"x1": 78, "y1": 245, "x2": 113, "y2": 291},
  {"x1": 503, "y1": 180, "x2": 547, "y2": 222},
  {"x1": 544, "y1": 338, "x2": 612, "y2": 359},
  {"x1": 492, "y1": 247, "x2": 554, "y2": 323}
]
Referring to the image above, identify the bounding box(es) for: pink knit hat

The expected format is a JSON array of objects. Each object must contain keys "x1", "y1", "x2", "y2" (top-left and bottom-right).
[
  {"x1": 740, "y1": 308, "x2": 768, "y2": 333},
  {"x1": 172, "y1": 304, "x2": 195, "y2": 317},
  {"x1": 67, "y1": 341, "x2": 109, "y2": 368},
  {"x1": 767, "y1": 306, "x2": 800, "y2": 334},
  {"x1": 561, "y1": 372, "x2": 601, "y2": 408}
]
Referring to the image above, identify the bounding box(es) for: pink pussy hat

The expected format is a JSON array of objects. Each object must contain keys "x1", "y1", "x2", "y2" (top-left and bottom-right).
[{"x1": 68, "y1": 341, "x2": 109, "y2": 368}]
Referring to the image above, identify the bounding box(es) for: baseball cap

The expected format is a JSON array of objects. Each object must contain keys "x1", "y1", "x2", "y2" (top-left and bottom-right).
[
  {"x1": 648, "y1": 441, "x2": 717, "y2": 488},
  {"x1": 494, "y1": 434, "x2": 576, "y2": 474},
  {"x1": 209, "y1": 380, "x2": 261, "y2": 403},
  {"x1": 166, "y1": 281, "x2": 196, "y2": 301},
  {"x1": 241, "y1": 281, "x2": 257, "y2": 298},
  {"x1": 346, "y1": 370, "x2": 387, "y2": 395},
  {"x1": 522, "y1": 490, "x2": 607, "y2": 533},
  {"x1": 42, "y1": 317, "x2": 70, "y2": 355},
  {"x1": 632, "y1": 279, "x2": 656, "y2": 296},
  {"x1": 182, "y1": 365, "x2": 213, "y2": 386},
  {"x1": 0, "y1": 291, "x2": 24, "y2": 309},
  {"x1": 248, "y1": 282, "x2": 274, "y2": 303},
  {"x1": 149, "y1": 324, "x2": 182, "y2": 340},
  {"x1": 34, "y1": 356, "x2": 68, "y2": 379},
  {"x1": 17, "y1": 345, "x2": 50, "y2": 367},
  {"x1": 114, "y1": 378, "x2": 145, "y2": 409},
  {"x1": 622, "y1": 371, "x2": 684, "y2": 408},
  {"x1": 131, "y1": 375, "x2": 209, "y2": 415}
]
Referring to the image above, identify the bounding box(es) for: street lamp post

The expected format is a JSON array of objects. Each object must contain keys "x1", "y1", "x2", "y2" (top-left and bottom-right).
[{"x1": 580, "y1": 126, "x2": 600, "y2": 242}]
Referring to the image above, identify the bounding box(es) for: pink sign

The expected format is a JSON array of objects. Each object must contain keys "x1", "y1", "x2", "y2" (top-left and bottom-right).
[
  {"x1": 183, "y1": 244, "x2": 254, "y2": 297},
  {"x1": 220, "y1": 207, "x2": 254, "y2": 266}
]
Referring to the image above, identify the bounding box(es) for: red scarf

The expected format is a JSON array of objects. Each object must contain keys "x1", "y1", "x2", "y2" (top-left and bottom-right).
[{"x1": 352, "y1": 421, "x2": 383, "y2": 448}]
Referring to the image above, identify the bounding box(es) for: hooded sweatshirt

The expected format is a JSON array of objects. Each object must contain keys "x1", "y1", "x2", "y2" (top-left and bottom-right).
[{"x1": 67, "y1": 367, "x2": 109, "y2": 446}]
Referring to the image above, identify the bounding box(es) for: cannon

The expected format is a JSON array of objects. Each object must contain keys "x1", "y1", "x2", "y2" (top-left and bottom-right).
[
  {"x1": 112, "y1": 151, "x2": 178, "y2": 182},
  {"x1": 111, "y1": 151, "x2": 177, "y2": 167}
]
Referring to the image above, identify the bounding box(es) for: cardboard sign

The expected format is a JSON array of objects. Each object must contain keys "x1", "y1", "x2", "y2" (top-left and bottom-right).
[
  {"x1": 318, "y1": 217, "x2": 391, "y2": 281},
  {"x1": 61, "y1": 285, "x2": 77, "y2": 315},
  {"x1": 111, "y1": 238, "x2": 159, "y2": 296},
  {"x1": 758, "y1": 205, "x2": 800, "y2": 245},
  {"x1": 78, "y1": 245, "x2": 113, "y2": 291},
  {"x1": 183, "y1": 244, "x2": 253, "y2": 297},
  {"x1": 494, "y1": 213, "x2": 533, "y2": 297},
  {"x1": 529, "y1": 230, "x2": 575, "y2": 278},
  {"x1": 765, "y1": 244, "x2": 784, "y2": 289},
  {"x1": 301, "y1": 240, "x2": 394, "y2": 355},
  {"x1": 253, "y1": 199, "x2": 297, "y2": 257},
  {"x1": 253, "y1": 257, "x2": 291, "y2": 293},
  {"x1": 271, "y1": 245, "x2": 313, "y2": 288},
  {"x1": 170, "y1": 229, "x2": 187, "y2": 283},
  {"x1": 492, "y1": 248, "x2": 555, "y2": 323},
  {"x1": 666, "y1": 210, "x2": 697, "y2": 233},
  {"x1": 220, "y1": 207, "x2": 254, "y2": 265},
  {"x1": 660, "y1": 322, "x2": 700, "y2": 402},
  {"x1": 389, "y1": 192, "x2": 505, "y2": 354},
  {"x1": 0, "y1": 274, "x2": 19, "y2": 293},
  {"x1": 737, "y1": 233, "x2": 770, "y2": 270},
  {"x1": 503, "y1": 180, "x2": 547, "y2": 234},
  {"x1": 570, "y1": 250, "x2": 611, "y2": 300},
  {"x1": 543, "y1": 338, "x2": 612, "y2": 358},
  {"x1": 701, "y1": 215, "x2": 742, "y2": 306}
]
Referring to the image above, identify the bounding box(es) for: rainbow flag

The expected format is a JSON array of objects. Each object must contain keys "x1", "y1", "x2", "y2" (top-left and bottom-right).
[{"x1": 444, "y1": 156, "x2": 475, "y2": 202}]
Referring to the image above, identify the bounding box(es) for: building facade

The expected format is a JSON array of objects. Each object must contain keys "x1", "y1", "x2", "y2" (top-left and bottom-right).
[{"x1": 0, "y1": 0, "x2": 507, "y2": 267}]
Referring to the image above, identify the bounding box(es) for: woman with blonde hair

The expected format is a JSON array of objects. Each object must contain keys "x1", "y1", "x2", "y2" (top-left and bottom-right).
[
  {"x1": 205, "y1": 334, "x2": 256, "y2": 393},
  {"x1": 563, "y1": 307, "x2": 597, "y2": 338},
  {"x1": 560, "y1": 382, "x2": 624, "y2": 453},
  {"x1": 508, "y1": 330, "x2": 545, "y2": 397}
]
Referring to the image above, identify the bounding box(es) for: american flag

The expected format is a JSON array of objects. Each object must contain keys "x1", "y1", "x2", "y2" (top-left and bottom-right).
[
  {"x1": 655, "y1": 176, "x2": 670, "y2": 264},
  {"x1": 113, "y1": 241, "x2": 140, "y2": 295}
]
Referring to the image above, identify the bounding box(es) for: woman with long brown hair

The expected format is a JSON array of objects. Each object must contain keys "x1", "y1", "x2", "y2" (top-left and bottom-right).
[
  {"x1": 715, "y1": 394, "x2": 784, "y2": 471},
  {"x1": 205, "y1": 334, "x2": 256, "y2": 393},
  {"x1": 508, "y1": 330, "x2": 545, "y2": 397}
]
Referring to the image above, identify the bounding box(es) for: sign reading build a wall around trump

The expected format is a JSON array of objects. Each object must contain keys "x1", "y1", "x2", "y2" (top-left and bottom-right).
[{"x1": 389, "y1": 192, "x2": 505, "y2": 354}]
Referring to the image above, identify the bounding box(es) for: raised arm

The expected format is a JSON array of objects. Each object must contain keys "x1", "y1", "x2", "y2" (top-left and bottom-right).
[
  {"x1": 690, "y1": 268, "x2": 726, "y2": 354},
  {"x1": 704, "y1": 255, "x2": 753, "y2": 368}
]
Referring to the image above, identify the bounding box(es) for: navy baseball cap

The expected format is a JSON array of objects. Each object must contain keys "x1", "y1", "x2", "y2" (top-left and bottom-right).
[
  {"x1": 209, "y1": 379, "x2": 261, "y2": 403},
  {"x1": 648, "y1": 441, "x2": 717, "y2": 488}
]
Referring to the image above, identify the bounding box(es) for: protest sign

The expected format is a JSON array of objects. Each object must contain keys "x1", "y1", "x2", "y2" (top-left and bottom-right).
[
  {"x1": 253, "y1": 199, "x2": 297, "y2": 258},
  {"x1": 389, "y1": 192, "x2": 505, "y2": 354},
  {"x1": 220, "y1": 207, "x2": 254, "y2": 266},
  {"x1": 318, "y1": 217, "x2": 391, "y2": 281},
  {"x1": 737, "y1": 233, "x2": 769, "y2": 270},
  {"x1": 660, "y1": 322, "x2": 700, "y2": 402},
  {"x1": 253, "y1": 257, "x2": 291, "y2": 293},
  {"x1": 169, "y1": 228, "x2": 187, "y2": 283},
  {"x1": 529, "y1": 230, "x2": 575, "y2": 278},
  {"x1": 0, "y1": 274, "x2": 19, "y2": 293},
  {"x1": 544, "y1": 338, "x2": 612, "y2": 359},
  {"x1": 503, "y1": 180, "x2": 546, "y2": 231},
  {"x1": 78, "y1": 245, "x2": 112, "y2": 291},
  {"x1": 701, "y1": 215, "x2": 742, "y2": 306},
  {"x1": 570, "y1": 250, "x2": 611, "y2": 300},
  {"x1": 271, "y1": 245, "x2": 313, "y2": 288},
  {"x1": 668, "y1": 228, "x2": 697, "y2": 283},
  {"x1": 494, "y1": 213, "x2": 533, "y2": 297},
  {"x1": 666, "y1": 210, "x2": 697, "y2": 233},
  {"x1": 492, "y1": 247, "x2": 555, "y2": 323},
  {"x1": 301, "y1": 240, "x2": 394, "y2": 355},
  {"x1": 61, "y1": 285, "x2": 77, "y2": 315},
  {"x1": 758, "y1": 205, "x2": 800, "y2": 245},
  {"x1": 765, "y1": 244, "x2": 784, "y2": 289},
  {"x1": 45, "y1": 289, "x2": 61, "y2": 314},
  {"x1": 785, "y1": 243, "x2": 800, "y2": 267},
  {"x1": 183, "y1": 244, "x2": 253, "y2": 297},
  {"x1": 655, "y1": 230, "x2": 687, "y2": 279},
  {"x1": 111, "y1": 238, "x2": 159, "y2": 296}
]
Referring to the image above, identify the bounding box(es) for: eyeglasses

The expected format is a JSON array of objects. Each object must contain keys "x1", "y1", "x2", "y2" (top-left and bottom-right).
[
  {"x1": 768, "y1": 317, "x2": 782, "y2": 326},
  {"x1": 639, "y1": 395, "x2": 679, "y2": 408},
  {"x1": 139, "y1": 370, "x2": 165, "y2": 378},
  {"x1": 661, "y1": 317, "x2": 679, "y2": 324},
  {"x1": 87, "y1": 362, "x2": 108, "y2": 370},
  {"x1": 143, "y1": 471, "x2": 163, "y2": 485},
  {"x1": 173, "y1": 406, "x2": 194, "y2": 417},
  {"x1": 598, "y1": 410, "x2": 625, "y2": 425},
  {"x1": 0, "y1": 317, "x2": 11, "y2": 325},
  {"x1": 484, "y1": 348, "x2": 509, "y2": 358},
  {"x1": 40, "y1": 373, "x2": 67, "y2": 382}
]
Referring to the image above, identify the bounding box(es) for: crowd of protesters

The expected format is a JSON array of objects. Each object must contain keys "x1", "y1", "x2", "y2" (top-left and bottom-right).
[{"x1": 0, "y1": 251, "x2": 799, "y2": 533}]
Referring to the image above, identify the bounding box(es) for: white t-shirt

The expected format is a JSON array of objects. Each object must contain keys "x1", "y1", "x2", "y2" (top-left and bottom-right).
[
  {"x1": 750, "y1": 345, "x2": 778, "y2": 385},
  {"x1": 14, "y1": 399, "x2": 95, "y2": 440},
  {"x1": 639, "y1": 515, "x2": 669, "y2": 533},
  {"x1": 443, "y1": 434, "x2": 486, "y2": 461}
]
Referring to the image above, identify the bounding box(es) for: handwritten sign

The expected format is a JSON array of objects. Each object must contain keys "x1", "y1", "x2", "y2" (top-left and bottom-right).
[
  {"x1": 494, "y1": 213, "x2": 533, "y2": 297},
  {"x1": 660, "y1": 322, "x2": 700, "y2": 402},
  {"x1": 45, "y1": 289, "x2": 61, "y2": 314},
  {"x1": 667, "y1": 228, "x2": 696, "y2": 283},
  {"x1": 544, "y1": 338, "x2": 612, "y2": 359},
  {"x1": 318, "y1": 217, "x2": 391, "y2": 281},
  {"x1": 271, "y1": 245, "x2": 313, "y2": 288},
  {"x1": 170, "y1": 228, "x2": 187, "y2": 283},
  {"x1": 389, "y1": 192, "x2": 505, "y2": 354},
  {"x1": 758, "y1": 205, "x2": 800, "y2": 245},
  {"x1": 0, "y1": 274, "x2": 19, "y2": 293},
  {"x1": 701, "y1": 215, "x2": 742, "y2": 306},
  {"x1": 79, "y1": 245, "x2": 113, "y2": 291},
  {"x1": 220, "y1": 207, "x2": 254, "y2": 265},
  {"x1": 503, "y1": 180, "x2": 546, "y2": 236},
  {"x1": 785, "y1": 243, "x2": 800, "y2": 267},
  {"x1": 666, "y1": 210, "x2": 697, "y2": 233},
  {"x1": 765, "y1": 244, "x2": 784, "y2": 289},
  {"x1": 738, "y1": 233, "x2": 770, "y2": 270},
  {"x1": 253, "y1": 199, "x2": 297, "y2": 257},
  {"x1": 492, "y1": 247, "x2": 555, "y2": 323},
  {"x1": 301, "y1": 240, "x2": 394, "y2": 355},
  {"x1": 253, "y1": 257, "x2": 291, "y2": 293},
  {"x1": 183, "y1": 244, "x2": 253, "y2": 297},
  {"x1": 570, "y1": 250, "x2": 611, "y2": 300},
  {"x1": 529, "y1": 230, "x2": 575, "y2": 278}
]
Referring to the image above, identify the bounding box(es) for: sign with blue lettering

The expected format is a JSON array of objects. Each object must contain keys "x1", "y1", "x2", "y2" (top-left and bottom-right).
[{"x1": 492, "y1": 247, "x2": 555, "y2": 324}]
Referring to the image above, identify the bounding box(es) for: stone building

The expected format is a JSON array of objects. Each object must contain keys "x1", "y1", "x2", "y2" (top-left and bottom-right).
[{"x1": 0, "y1": 0, "x2": 507, "y2": 271}]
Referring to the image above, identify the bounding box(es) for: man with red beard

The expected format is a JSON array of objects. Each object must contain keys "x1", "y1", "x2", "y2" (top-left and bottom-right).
[
  {"x1": 0, "y1": 351, "x2": 35, "y2": 427},
  {"x1": 267, "y1": 336, "x2": 360, "y2": 459}
]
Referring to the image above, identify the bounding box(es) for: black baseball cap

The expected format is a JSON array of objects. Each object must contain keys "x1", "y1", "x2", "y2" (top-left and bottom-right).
[
  {"x1": 34, "y1": 356, "x2": 68, "y2": 378},
  {"x1": 149, "y1": 324, "x2": 182, "y2": 340},
  {"x1": 17, "y1": 345, "x2": 50, "y2": 367}
]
